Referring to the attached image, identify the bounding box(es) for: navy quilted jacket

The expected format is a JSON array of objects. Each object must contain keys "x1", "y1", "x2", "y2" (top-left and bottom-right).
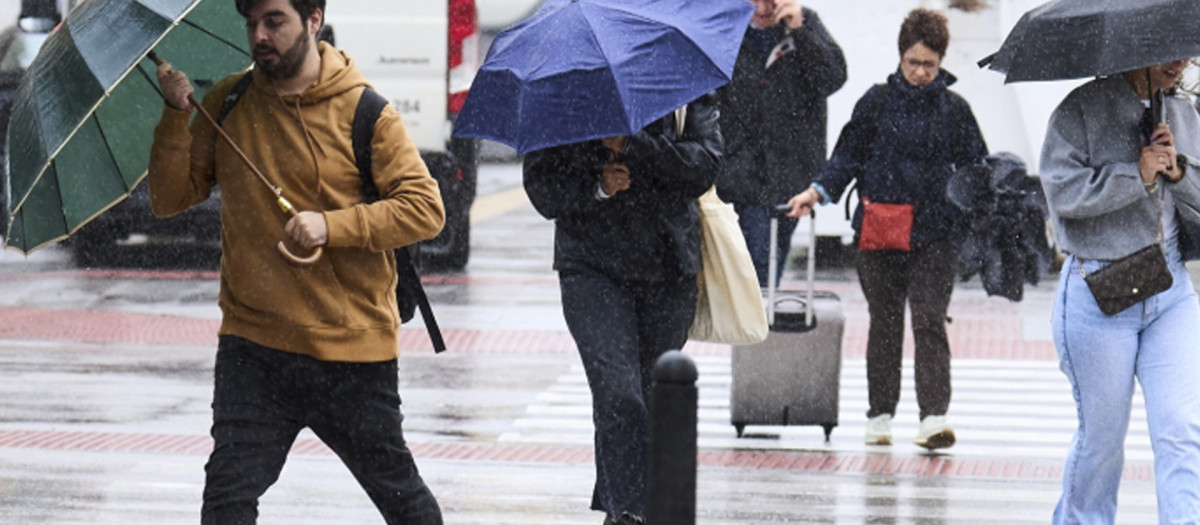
[{"x1": 817, "y1": 69, "x2": 988, "y2": 246}]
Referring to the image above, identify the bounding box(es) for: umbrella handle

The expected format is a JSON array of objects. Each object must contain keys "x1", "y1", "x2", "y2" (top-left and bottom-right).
[
  {"x1": 276, "y1": 242, "x2": 323, "y2": 267},
  {"x1": 276, "y1": 199, "x2": 323, "y2": 267}
]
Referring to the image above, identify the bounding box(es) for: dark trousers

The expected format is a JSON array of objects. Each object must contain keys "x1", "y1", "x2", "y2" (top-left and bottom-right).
[
  {"x1": 856, "y1": 240, "x2": 956, "y2": 420},
  {"x1": 201, "y1": 336, "x2": 442, "y2": 525},
  {"x1": 559, "y1": 268, "x2": 697, "y2": 520},
  {"x1": 733, "y1": 202, "x2": 798, "y2": 288}
]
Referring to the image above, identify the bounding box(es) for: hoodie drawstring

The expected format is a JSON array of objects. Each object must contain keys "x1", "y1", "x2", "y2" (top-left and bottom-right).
[{"x1": 275, "y1": 90, "x2": 327, "y2": 205}]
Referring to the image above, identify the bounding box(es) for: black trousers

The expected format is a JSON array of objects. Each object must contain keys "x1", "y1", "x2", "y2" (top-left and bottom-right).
[
  {"x1": 559, "y1": 267, "x2": 697, "y2": 520},
  {"x1": 201, "y1": 336, "x2": 441, "y2": 525},
  {"x1": 856, "y1": 239, "x2": 956, "y2": 420}
]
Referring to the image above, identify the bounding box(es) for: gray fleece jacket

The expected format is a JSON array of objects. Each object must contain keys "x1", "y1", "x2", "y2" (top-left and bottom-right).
[{"x1": 1040, "y1": 75, "x2": 1200, "y2": 260}]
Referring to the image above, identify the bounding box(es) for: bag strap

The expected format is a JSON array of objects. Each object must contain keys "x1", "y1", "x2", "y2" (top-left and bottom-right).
[
  {"x1": 850, "y1": 84, "x2": 890, "y2": 209},
  {"x1": 354, "y1": 88, "x2": 446, "y2": 354},
  {"x1": 1155, "y1": 183, "x2": 1164, "y2": 244},
  {"x1": 682, "y1": 106, "x2": 726, "y2": 207},
  {"x1": 353, "y1": 88, "x2": 388, "y2": 199},
  {"x1": 216, "y1": 71, "x2": 254, "y2": 126}
]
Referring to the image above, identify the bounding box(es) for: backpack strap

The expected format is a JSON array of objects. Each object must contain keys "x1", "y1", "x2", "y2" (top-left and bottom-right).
[
  {"x1": 353, "y1": 87, "x2": 446, "y2": 354},
  {"x1": 395, "y1": 243, "x2": 445, "y2": 353},
  {"x1": 216, "y1": 71, "x2": 254, "y2": 126},
  {"x1": 353, "y1": 87, "x2": 388, "y2": 200},
  {"x1": 844, "y1": 83, "x2": 891, "y2": 220}
]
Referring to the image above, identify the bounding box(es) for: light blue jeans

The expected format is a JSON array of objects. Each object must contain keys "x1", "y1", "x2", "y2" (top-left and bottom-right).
[{"x1": 1052, "y1": 250, "x2": 1200, "y2": 524}]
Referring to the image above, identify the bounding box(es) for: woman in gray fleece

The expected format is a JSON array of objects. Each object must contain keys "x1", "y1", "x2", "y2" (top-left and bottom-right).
[{"x1": 1041, "y1": 59, "x2": 1200, "y2": 524}]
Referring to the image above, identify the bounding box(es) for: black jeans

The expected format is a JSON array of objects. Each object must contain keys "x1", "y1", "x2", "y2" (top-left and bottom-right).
[
  {"x1": 856, "y1": 239, "x2": 956, "y2": 420},
  {"x1": 559, "y1": 267, "x2": 696, "y2": 520},
  {"x1": 201, "y1": 336, "x2": 441, "y2": 525}
]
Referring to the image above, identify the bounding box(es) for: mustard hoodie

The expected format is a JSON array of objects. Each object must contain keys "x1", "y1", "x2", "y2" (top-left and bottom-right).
[{"x1": 148, "y1": 43, "x2": 444, "y2": 362}]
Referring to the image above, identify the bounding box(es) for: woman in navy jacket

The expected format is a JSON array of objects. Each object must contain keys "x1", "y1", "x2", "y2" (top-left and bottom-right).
[{"x1": 786, "y1": 8, "x2": 986, "y2": 451}]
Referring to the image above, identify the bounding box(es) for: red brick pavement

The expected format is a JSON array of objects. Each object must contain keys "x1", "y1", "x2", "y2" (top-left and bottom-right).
[
  {"x1": 0, "y1": 299, "x2": 1055, "y2": 361},
  {"x1": 0, "y1": 428, "x2": 1153, "y2": 482},
  {"x1": 0, "y1": 268, "x2": 1056, "y2": 358}
]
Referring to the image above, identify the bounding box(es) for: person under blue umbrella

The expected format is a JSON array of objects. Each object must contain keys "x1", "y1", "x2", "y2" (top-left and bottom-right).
[{"x1": 523, "y1": 95, "x2": 722, "y2": 524}]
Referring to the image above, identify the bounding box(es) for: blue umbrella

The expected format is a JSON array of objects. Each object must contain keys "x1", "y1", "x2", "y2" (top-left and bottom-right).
[{"x1": 453, "y1": 0, "x2": 753, "y2": 154}]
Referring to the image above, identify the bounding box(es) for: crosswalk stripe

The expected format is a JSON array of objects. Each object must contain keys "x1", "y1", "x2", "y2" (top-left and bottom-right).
[{"x1": 500, "y1": 355, "x2": 1155, "y2": 466}]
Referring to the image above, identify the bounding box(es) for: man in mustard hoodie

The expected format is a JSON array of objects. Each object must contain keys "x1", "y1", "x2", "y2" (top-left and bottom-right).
[{"x1": 149, "y1": 0, "x2": 445, "y2": 523}]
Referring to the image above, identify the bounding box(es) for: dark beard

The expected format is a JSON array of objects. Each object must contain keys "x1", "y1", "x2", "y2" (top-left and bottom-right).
[{"x1": 255, "y1": 30, "x2": 311, "y2": 81}]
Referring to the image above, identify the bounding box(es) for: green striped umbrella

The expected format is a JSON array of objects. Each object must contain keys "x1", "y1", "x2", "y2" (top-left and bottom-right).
[{"x1": 4, "y1": 0, "x2": 250, "y2": 253}]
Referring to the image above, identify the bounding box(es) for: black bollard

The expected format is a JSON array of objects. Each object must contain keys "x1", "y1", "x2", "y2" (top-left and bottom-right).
[{"x1": 645, "y1": 350, "x2": 698, "y2": 525}]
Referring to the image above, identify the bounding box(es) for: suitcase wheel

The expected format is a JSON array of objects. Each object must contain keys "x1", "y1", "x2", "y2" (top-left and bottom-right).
[{"x1": 822, "y1": 423, "x2": 836, "y2": 441}]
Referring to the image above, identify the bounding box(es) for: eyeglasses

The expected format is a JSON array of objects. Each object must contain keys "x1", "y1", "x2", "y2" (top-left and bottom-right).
[{"x1": 904, "y1": 58, "x2": 940, "y2": 71}]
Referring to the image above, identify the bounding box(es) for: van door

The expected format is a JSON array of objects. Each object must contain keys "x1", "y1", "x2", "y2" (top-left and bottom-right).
[{"x1": 323, "y1": 1, "x2": 448, "y2": 152}]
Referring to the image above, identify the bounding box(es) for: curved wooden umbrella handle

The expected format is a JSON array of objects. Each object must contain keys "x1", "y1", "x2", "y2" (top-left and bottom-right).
[{"x1": 276, "y1": 242, "x2": 323, "y2": 267}]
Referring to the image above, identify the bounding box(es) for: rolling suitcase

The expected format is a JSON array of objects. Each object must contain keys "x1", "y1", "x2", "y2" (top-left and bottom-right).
[{"x1": 730, "y1": 210, "x2": 844, "y2": 440}]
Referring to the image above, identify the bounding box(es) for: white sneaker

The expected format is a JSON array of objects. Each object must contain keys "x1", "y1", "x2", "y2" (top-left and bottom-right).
[
  {"x1": 864, "y1": 414, "x2": 892, "y2": 446},
  {"x1": 914, "y1": 415, "x2": 956, "y2": 450}
]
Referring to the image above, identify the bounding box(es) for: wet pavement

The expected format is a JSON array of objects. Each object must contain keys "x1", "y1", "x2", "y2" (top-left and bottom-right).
[{"x1": 0, "y1": 161, "x2": 1170, "y2": 524}]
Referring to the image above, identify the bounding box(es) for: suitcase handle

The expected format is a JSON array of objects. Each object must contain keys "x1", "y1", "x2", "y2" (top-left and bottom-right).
[
  {"x1": 773, "y1": 296, "x2": 810, "y2": 308},
  {"x1": 770, "y1": 296, "x2": 817, "y2": 329},
  {"x1": 767, "y1": 209, "x2": 816, "y2": 328}
]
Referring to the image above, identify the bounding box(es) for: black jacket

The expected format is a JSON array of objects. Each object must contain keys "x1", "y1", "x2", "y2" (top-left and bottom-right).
[
  {"x1": 715, "y1": 8, "x2": 847, "y2": 207},
  {"x1": 948, "y1": 152, "x2": 1053, "y2": 301},
  {"x1": 523, "y1": 95, "x2": 723, "y2": 282},
  {"x1": 817, "y1": 69, "x2": 988, "y2": 246}
]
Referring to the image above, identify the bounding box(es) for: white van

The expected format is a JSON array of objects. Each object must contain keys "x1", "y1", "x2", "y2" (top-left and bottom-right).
[
  {"x1": 324, "y1": 0, "x2": 481, "y2": 270},
  {"x1": 476, "y1": 0, "x2": 545, "y2": 31}
]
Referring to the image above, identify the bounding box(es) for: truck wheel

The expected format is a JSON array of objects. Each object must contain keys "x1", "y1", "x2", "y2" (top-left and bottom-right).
[
  {"x1": 68, "y1": 222, "x2": 120, "y2": 268},
  {"x1": 418, "y1": 142, "x2": 476, "y2": 272},
  {"x1": 425, "y1": 209, "x2": 470, "y2": 270}
]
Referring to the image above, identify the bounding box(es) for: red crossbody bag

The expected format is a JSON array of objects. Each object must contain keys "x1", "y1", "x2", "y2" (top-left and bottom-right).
[{"x1": 858, "y1": 198, "x2": 914, "y2": 251}]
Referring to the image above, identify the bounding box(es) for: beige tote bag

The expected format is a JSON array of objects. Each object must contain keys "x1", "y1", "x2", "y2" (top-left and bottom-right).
[
  {"x1": 678, "y1": 106, "x2": 769, "y2": 344},
  {"x1": 689, "y1": 186, "x2": 770, "y2": 344}
]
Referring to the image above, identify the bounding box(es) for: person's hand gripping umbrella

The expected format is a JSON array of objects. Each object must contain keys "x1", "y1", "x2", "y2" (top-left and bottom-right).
[{"x1": 151, "y1": 52, "x2": 321, "y2": 266}]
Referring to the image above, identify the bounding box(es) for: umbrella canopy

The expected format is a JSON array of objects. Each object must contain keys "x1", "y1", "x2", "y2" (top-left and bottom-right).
[
  {"x1": 452, "y1": 0, "x2": 753, "y2": 154},
  {"x1": 979, "y1": 0, "x2": 1200, "y2": 83},
  {"x1": 4, "y1": 0, "x2": 250, "y2": 254}
]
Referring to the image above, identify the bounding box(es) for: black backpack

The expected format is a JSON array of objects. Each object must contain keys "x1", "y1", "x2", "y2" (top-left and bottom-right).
[{"x1": 217, "y1": 72, "x2": 445, "y2": 353}]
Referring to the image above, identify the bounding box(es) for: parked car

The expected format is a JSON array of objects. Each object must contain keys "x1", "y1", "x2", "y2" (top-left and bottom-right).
[
  {"x1": 0, "y1": 0, "x2": 58, "y2": 238},
  {"x1": 59, "y1": 0, "x2": 482, "y2": 270}
]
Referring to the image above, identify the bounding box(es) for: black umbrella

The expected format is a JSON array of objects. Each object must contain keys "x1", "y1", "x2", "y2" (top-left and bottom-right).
[{"x1": 979, "y1": 0, "x2": 1200, "y2": 83}]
